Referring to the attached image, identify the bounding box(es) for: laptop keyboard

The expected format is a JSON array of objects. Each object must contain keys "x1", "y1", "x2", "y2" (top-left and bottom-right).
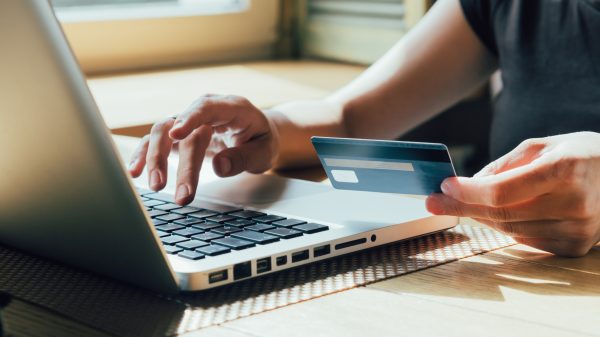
[{"x1": 137, "y1": 188, "x2": 329, "y2": 261}]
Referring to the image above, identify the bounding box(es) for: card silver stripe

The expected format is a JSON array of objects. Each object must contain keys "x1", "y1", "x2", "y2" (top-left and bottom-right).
[{"x1": 324, "y1": 158, "x2": 415, "y2": 172}]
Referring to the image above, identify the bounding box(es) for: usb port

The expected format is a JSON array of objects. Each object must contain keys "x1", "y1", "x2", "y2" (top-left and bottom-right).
[
  {"x1": 208, "y1": 270, "x2": 228, "y2": 284},
  {"x1": 313, "y1": 244, "x2": 331, "y2": 258},
  {"x1": 276, "y1": 255, "x2": 287, "y2": 266},
  {"x1": 291, "y1": 249, "x2": 309, "y2": 263},
  {"x1": 256, "y1": 257, "x2": 272, "y2": 274}
]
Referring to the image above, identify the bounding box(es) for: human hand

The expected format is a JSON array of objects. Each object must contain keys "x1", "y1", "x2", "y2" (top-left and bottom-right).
[
  {"x1": 128, "y1": 94, "x2": 279, "y2": 205},
  {"x1": 426, "y1": 132, "x2": 600, "y2": 257}
]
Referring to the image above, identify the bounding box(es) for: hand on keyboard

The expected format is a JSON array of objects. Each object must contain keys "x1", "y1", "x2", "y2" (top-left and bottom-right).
[{"x1": 128, "y1": 94, "x2": 279, "y2": 205}]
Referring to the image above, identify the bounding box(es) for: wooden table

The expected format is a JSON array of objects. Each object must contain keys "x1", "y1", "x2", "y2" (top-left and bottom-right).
[{"x1": 3, "y1": 61, "x2": 600, "y2": 337}]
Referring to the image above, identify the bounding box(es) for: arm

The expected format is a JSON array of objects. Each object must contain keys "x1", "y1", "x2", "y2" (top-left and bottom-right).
[
  {"x1": 268, "y1": 0, "x2": 497, "y2": 168},
  {"x1": 128, "y1": 0, "x2": 497, "y2": 204}
]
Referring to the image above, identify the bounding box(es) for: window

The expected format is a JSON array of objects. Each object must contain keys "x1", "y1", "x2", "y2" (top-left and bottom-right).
[
  {"x1": 51, "y1": 0, "x2": 247, "y2": 22},
  {"x1": 51, "y1": 0, "x2": 279, "y2": 74}
]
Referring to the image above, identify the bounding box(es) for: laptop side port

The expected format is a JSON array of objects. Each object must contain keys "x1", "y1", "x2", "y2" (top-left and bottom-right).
[
  {"x1": 208, "y1": 269, "x2": 228, "y2": 284},
  {"x1": 256, "y1": 257, "x2": 272, "y2": 274},
  {"x1": 276, "y1": 255, "x2": 287, "y2": 266},
  {"x1": 291, "y1": 249, "x2": 309, "y2": 263},
  {"x1": 233, "y1": 261, "x2": 252, "y2": 280},
  {"x1": 313, "y1": 244, "x2": 331, "y2": 258},
  {"x1": 335, "y1": 238, "x2": 367, "y2": 250}
]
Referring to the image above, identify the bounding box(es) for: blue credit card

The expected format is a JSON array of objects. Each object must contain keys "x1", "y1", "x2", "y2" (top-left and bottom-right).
[{"x1": 312, "y1": 137, "x2": 457, "y2": 195}]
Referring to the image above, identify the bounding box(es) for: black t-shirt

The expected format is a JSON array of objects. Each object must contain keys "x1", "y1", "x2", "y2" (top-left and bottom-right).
[{"x1": 460, "y1": 0, "x2": 600, "y2": 160}]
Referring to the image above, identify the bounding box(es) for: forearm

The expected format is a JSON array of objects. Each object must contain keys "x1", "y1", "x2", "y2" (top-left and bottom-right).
[{"x1": 267, "y1": 0, "x2": 497, "y2": 170}]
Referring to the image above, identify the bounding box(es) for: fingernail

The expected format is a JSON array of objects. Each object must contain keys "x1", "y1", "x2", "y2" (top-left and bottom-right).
[
  {"x1": 426, "y1": 195, "x2": 446, "y2": 215},
  {"x1": 218, "y1": 157, "x2": 231, "y2": 176},
  {"x1": 441, "y1": 180, "x2": 453, "y2": 196},
  {"x1": 176, "y1": 184, "x2": 191, "y2": 201},
  {"x1": 172, "y1": 119, "x2": 184, "y2": 128},
  {"x1": 150, "y1": 170, "x2": 162, "y2": 190}
]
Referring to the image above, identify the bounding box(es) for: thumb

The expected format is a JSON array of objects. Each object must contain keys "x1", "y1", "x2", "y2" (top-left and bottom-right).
[{"x1": 212, "y1": 135, "x2": 274, "y2": 177}]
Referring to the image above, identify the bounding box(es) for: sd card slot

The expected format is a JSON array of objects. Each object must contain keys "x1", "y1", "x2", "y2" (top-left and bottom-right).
[{"x1": 335, "y1": 238, "x2": 367, "y2": 250}]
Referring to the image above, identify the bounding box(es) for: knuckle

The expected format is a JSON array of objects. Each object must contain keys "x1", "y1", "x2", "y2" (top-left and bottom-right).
[
  {"x1": 554, "y1": 157, "x2": 586, "y2": 187},
  {"x1": 146, "y1": 152, "x2": 164, "y2": 165},
  {"x1": 150, "y1": 119, "x2": 171, "y2": 134},
  {"x1": 520, "y1": 137, "x2": 546, "y2": 150}
]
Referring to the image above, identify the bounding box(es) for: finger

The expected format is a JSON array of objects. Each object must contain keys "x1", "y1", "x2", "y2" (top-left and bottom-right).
[
  {"x1": 146, "y1": 118, "x2": 175, "y2": 191},
  {"x1": 473, "y1": 217, "x2": 568, "y2": 239},
  {"x1": 170, "y1": 96, "x2": 261, "y2": 141},
  {"x1": 174, "y1": 125, "x2": 213, "y2": 205},
  {"x1": 128, "y1": 135, "x2": 150, "y2": 178},
  {"x1": 212, "y1": 134, "x2": 274, "y2": 177},
  {"x1": 474, "y1": 138, "x2": 546, "y2": 178},
  {"x1": 426, "y1": 193, "x2": 571, "y2": 222},
  {"x1": 441, "y1": 162, "x2": 557, "y2": 206}
]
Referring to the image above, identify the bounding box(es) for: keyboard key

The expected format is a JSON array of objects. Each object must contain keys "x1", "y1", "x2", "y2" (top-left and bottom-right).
[
  {"x1": 229, "y1": 210, "x2": 266, "y2": 219},
  {"x1": 178, "y1": 250, "x2": 205, "y2": 260},
  {"x1": 143, "y1": 199, "x2": 166, "y2": 207},
  {"x1": 173, "y1": 227, "x2": 203, "y2": 237},
  {"x1": 246, "y1": 223, "x2": 276, "y2": 232},
  {"x1": 155, "y1": 230, "x2": 170, "y2": 238},
  {"x1": 171, "y1": 206, "x2": 202, "y2": 215},
  {"x1": 211, "y1": 226, "x2": 243, "y2": 235},
  {"x1": 206, "y1": 214, "x2": 236, "y2": 223},
  {"x1": 254, "y1": 215, "x2": 286, "y2": 223},
  {"x1": 294, "y1": 223, "x2": 329, "y2": 234},
  {"x1": 188, "y1": 210, "x2": 219, "y2": 219},
  {"x1": 265, "y1": 228, "x2": 303, "y2": 239},
  {"x1": 153, "y1": 203, "x2": 182, "y2": 211},
  {"x1": 193, "y1": 201, "x2": 241, "y2": 214},
  {"x1": 224, "y1": 219, "x2": 255, "y2": 227},
  {"x1": 212, "y1": 237, "x2": 255, "y2": 250},
  {"x1": 140, "y1": 197, "x2": 150, "y2": 201},
  {"x1": 173, "y1": 218, "x2": 204, "y2": 226},
  {"x1": 192, "y1": 232, "x2": 224, "y2": 242},
  {"x1": 191, "y1": 221, "x2": 222, "y2": 231},
  {"x1": 163, "y1": 245, "x2": 183, "y2": 254},
  {"x1": 161, "y1": 235, "x2": 189, "y2": 245},
  {"x1": 156, "y1": 223, "x2": 185, "y2": 233},
  {"x1": 273, "y1": 219, "x2": 306, "y2": 228},
  {"x1": 152, "y1": 219, "x2": 168, "y2": 226},
  {"x1": 147, "y1": 210, "x2": 168, "y2": 218},
  {"x1": 232, "y1": 231, "x2": 279, "y2": 244},
  {"x1": 136, "y1": 187, "x2": 155, "y2": 196},
  {"x1": 196, "y1": 244, "x2": 231, "y2": 256},
  {"x1": 155, "y1": 214, "x2": 185, "y2": 222},
  {"x1": 176, "y1": 239, "x2": 209, "y2": 250}
]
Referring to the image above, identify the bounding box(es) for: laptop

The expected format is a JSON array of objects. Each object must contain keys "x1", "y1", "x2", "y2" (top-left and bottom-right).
[{"x1": 0, "y1": 0, "x2": 457, "y2": 293}]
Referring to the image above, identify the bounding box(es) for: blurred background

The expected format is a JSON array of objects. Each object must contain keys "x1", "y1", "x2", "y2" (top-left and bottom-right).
[{"x1": 50, "y1": 0, "x2": 494, "y2": 176}]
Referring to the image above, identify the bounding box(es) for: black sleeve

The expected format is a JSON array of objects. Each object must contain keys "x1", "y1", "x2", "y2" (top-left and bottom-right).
[{"x1": 459, "y1": 0, "x2": 499, "y2": 55}]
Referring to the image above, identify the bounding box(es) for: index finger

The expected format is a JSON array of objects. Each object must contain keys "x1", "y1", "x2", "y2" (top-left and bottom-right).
[
  {"x1": 441, "y1": 161, "x2": 557, "y2": 206},
  {"x1": 169, "y1": 95, "x2": 256, "y2": 141}
]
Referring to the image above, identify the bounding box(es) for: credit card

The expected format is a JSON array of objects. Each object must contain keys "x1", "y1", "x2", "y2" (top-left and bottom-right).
[{"x1": 311, "y1": 136, "x2": 456, "y2": 195}]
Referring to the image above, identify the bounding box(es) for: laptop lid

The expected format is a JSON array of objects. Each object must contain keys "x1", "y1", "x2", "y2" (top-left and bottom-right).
[{"x1": 0, "y1": 0, "x2": 178, "y2": 293}]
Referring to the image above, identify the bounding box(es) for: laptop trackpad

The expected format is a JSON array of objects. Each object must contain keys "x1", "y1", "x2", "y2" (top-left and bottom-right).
[{"x1": 195, "y1": 173, "x2": 331, "y2": 206}]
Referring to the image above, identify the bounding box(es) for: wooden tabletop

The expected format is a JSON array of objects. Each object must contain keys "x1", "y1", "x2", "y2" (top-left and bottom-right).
[{"x1": 3, "y1": 61, "x2": 599, "y2": 337}]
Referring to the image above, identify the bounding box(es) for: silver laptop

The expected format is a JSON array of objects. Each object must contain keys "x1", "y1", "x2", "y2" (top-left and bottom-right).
[{"x1": 0, "y1": 0, "x2": 457, "y2": 293}]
